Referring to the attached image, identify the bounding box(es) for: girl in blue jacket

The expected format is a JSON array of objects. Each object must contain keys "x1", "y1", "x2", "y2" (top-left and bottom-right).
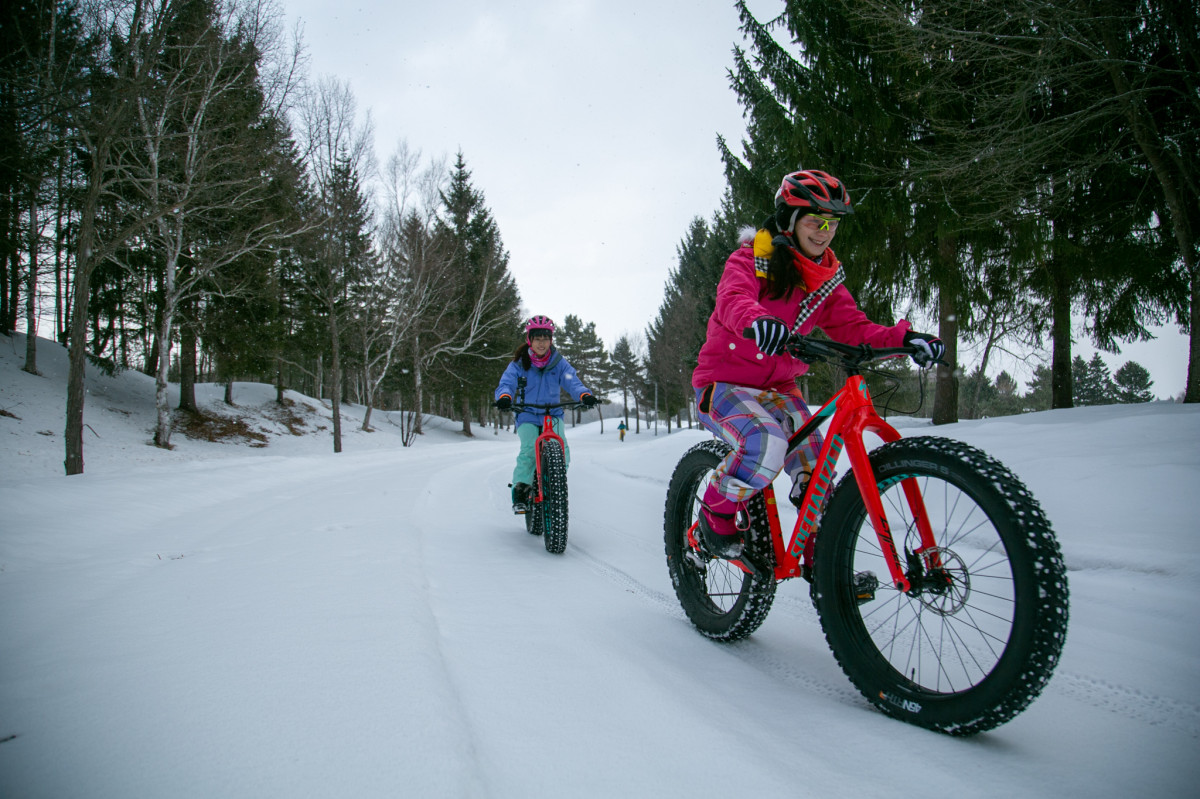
[{"x1": 494, "y1": 315, "x2": 595, "y2": 512}]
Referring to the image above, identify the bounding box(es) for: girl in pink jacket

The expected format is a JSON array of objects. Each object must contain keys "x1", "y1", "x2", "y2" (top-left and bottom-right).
[{"x1": 692, "y1": 169, "x2": 944, "y2": 559}]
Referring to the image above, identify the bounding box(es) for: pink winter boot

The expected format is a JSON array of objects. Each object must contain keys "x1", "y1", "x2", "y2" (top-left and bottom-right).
[{"x1": 698, "y1": 483, "x2": 744, "y2": 558}]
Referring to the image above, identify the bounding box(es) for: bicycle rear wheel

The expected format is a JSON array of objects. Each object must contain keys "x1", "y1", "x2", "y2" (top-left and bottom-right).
[
  {"x1": 814, "y1": 437, "x2": 1069, "y2": 735},
  {"x1": 664, "y1": 440, "x2": 776, "y2": 641},
  {"x1": 524, "y1": 489, "x2": 541, "y2": 535},
  {"x1": 538, "y1": 438, "x2": 569, "y2": 554}
]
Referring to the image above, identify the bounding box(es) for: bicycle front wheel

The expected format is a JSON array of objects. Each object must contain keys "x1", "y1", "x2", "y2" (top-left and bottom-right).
[
  {"x1": 664, "y1": 440, "x2": 776, "y2": 641},
  {"x1": 814, "y1": 436, "x2": 1069, "y2": 735},
  {"x1": 538, "y1": 438, "x2": 569, "y2": 554}
]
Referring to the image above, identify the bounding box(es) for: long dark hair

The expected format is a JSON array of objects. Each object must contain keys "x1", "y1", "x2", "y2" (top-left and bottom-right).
[
  {"x1": 762, "y1": 218, "x2": 803, "y2": 301},
  {"x1": 512, "y1": 342, "x2": 532, "y2": 369}
]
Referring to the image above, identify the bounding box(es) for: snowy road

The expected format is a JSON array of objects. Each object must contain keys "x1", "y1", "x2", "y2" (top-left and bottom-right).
[{"x1": 3, "y1": 407, "x2": 1199, "y2": 797}]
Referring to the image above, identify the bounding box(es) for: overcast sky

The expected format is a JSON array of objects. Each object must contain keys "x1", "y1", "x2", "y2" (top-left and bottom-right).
[{"x1": 279, "y1": 0, "x2": 1190, "y2": 399}]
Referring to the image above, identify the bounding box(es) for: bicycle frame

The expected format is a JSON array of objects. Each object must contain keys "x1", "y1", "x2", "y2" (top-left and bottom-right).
[
  {"x1": 698, "y1": 338, "x2": 941, "y2": 593},
  {"x1": 509, "y1": 401, "x2": 577, "y2": 506},
  {"x1": 755, "y1": 374, "x2": 935, "y2": 592},
  {"x1": 531, "y1": 412, "x2": 566, "y2": 505}
]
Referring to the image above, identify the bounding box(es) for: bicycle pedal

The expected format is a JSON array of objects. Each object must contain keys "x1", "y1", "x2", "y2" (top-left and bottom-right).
[
  {"x1": 853, "y1": 571, "x2": 879, "y2": 605},
  {"x1": 737, "y1": 550, "x2": 771, "y2": 577}
]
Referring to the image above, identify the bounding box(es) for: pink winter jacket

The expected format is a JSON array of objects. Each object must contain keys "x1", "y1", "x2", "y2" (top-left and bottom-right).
[{"x1": 691, "y1": 234, "x2": 911, "y2": 392}]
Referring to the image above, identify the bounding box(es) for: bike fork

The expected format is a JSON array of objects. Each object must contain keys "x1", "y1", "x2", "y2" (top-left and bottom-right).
[{"x1": 845, "y1": 438, "x2": 917, "y2": 593}]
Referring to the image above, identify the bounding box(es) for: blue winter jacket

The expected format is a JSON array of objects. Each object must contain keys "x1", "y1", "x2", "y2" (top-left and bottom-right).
[{"x1": 494, "y1": 349, "x2": 591, "y2": 428}]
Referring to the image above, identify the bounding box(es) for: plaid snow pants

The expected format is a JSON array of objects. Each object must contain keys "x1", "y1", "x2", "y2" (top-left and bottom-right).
[{"x1": 695, "y1": 382, "x2": 823, "y2": 503}]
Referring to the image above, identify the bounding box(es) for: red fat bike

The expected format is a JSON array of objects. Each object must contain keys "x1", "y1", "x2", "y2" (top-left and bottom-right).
[
  {"x1": 507, "y1": 401, "x2": 586, "y2": 554},
  {"x1": 664, "y1": 333, "x2": 1069, "y2": 735}
]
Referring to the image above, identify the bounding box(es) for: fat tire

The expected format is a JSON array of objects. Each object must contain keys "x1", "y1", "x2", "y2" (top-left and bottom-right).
[
  {"x1": 524, "y1": 489, "x2": 541, "y2": 535},
  {"x1": 539, "y1": 438, "x2": 569, "y2": 554},
  {"x1": 813, "y1": 436, "x2": 1069, "y2": 735},
  {"x1": 664, "y1": 440, "x2": 776, "y2": 641}
]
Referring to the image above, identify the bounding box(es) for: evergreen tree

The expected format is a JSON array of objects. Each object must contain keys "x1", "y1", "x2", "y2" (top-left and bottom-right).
[
  {"x1": 989, "y1": 371, "x2": 1025, "y2": 418},
  {"x1": 610, "y1": 335, "x2": 641, "y2": 429},
  {"x1": 644, "y1": 302, "x2": 695, "y2": 432},
  {"x1": 200, "y1": 121, "x2": 309, "y2": 405},
  {"x1": 296, "y1": 153, "x2": 375, "y2": 452},
  {"x1": 1113, "y1": 361, "x2": 1155, "y2": 404},
  {"x1": 644, "y1": 213, "x2": 732, "y2": 428},
  {"x1": 1073, "y1": 353, "x2": 1116, "y2": 406},
  {"x1": 959, "y1": 366, "x2": 998, "y2": 421},
  {"x1": 555, "y1": 314, "x2": 610, "y2": 425},
  {"x1": 553, "y1": 314, "x2": 578, "y2": 367},
  {"x1": 847, "y1": 0, "x2": 1195, "y2": 404},
  {"x1": 1024, "y1": 364, "x2": 1054, "y2": 412},
  {"x1": 432, "y1": 153, "x2": 521, "y2": 435},
  {"x1": 722, "y1": 1, "x2": 916, "y2": 323},
  {"x1": 721, "y1": 1, "x2": 1028, "y2": 424},
  {"x1": 184, "y1": 79, "x2": 304, "y2": 411},
  {"x1": 0, "y1": 0, "x2": 86, "y2": 364}
]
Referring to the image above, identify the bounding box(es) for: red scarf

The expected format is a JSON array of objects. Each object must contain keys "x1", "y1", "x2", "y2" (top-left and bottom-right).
[{"x1": 793, "y1": 249, "x2": 840, "y2": 293}]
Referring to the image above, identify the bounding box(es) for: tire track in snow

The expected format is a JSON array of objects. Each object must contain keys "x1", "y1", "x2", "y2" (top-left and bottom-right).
[
  {"x1": 572, "y1": 543, "x2": 864, "y2": 709},
  {"x1": 1050, "y1": 672, "x2": 1200, "y2": 737},
  {"x1": 722, "y1": 636, "x2": 867, "y2": 709},
  {"x1": 575, "y1": 529, "x2": 1200, "y2": 735},
  {"x1": 571, "y1": 544, "x2": 685, "y2": 621}
]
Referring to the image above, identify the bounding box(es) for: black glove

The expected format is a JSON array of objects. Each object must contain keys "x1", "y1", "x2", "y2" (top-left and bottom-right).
[
  {"x1": 580, "y1": 393, "x2": 597, "y2": 408},
  {"x1": 495, "y1": 395, "x2": 512, "y2": 410},
  {"x1": 904, "y1": 330, "x2": 945, "y2": 366},
  {"x1": 752, "y1": 316, "x2": 790, "y2": 356}
]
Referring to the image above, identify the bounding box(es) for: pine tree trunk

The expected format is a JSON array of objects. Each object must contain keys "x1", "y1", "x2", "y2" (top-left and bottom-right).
[
  {"x1": 4, "y1": 190, "x2": 18, "y2": 335},
  {"x1": 327, "y1": 315, "x2": 343, "y2": 453},
  {"x1": 22, "y1": 187, "x2": 39, "y2": 375},
  {"x1": 275, "y1": 353, "x2": 284, "y2": 404},
  {"x1": 63, "y1": 135, "x2": 114, "y2": 475},
  {"x1": 1187, "y1": 260, "x2": 1198, "y2": 403},
  {"x1": 932, "y1": 290, "x2": 959, "y2": 425},
  {"x1": 179, "y1": 320, "x2": 197, "y2": 411},
  {"x1": 55, "y1": 155, "x2": 67, "y2": 345},
  {"x1": 1, "y1": 189, "x2": 13, "y2": 336},
  {"x1": 1050, "y1": 282, "x2": 1074, "y2": 408}
]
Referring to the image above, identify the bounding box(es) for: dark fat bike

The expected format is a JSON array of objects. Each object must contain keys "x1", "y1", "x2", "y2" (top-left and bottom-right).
[
  {"x1": 664, "y1": 332, "x2": 1070, "y2": 735},
  {"x1": 506, "y1": 400, "x2": 586, "y2": 555}
]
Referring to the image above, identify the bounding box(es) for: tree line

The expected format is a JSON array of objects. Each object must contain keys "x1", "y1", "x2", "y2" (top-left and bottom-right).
[
  {"x1": 0, "y1": 0, "x2": 555, "y2": 471},
  {"x1": 642, "y1": 0, "x2": 1196, "y2": 423},
  {"x1": 4, "y1": 1, "x2": 1193, "y2": 476},
  {"x1": 0, "y1": 0, "x2": 705, "y2": 477}
]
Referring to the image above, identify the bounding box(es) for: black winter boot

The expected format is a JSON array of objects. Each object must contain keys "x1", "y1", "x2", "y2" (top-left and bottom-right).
[{"x1": 511, "y1": 483, "x2": 532, "y2": 514}]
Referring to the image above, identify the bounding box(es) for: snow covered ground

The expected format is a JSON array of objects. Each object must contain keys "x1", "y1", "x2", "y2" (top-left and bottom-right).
[{"x1": 2, "y1": 331, "x2": 1198, "y2": 798}]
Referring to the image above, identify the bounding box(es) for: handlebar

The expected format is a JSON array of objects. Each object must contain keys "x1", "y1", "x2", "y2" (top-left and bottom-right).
[
  {"x1": 495, "y1": 400, "x2": 589, "y2": 412},
  {"x1": 741, "y1": 328, "x2": 945, "y2": 370}
]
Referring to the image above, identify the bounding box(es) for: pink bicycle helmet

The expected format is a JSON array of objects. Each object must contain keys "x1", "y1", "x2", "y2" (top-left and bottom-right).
[
  {"x1": 524, "y1": 315, "x2": 555, "y2": 341},
  {"x1": 775, "y1": 169, "x2": 854, "y2": 233}
]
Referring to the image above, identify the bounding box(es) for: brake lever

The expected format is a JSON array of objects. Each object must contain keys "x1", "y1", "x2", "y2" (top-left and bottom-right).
[{"x1": 786, "y1": 337, "x2": 821, "y2": 365}]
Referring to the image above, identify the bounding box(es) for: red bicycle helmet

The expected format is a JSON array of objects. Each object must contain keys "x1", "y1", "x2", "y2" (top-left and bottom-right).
[
  {"x1": 524, "y1": 315, "x2": 555, "y2": 340},
  {"x1": 775, "y1": 169, "x2": 854, "y2": 233}
]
